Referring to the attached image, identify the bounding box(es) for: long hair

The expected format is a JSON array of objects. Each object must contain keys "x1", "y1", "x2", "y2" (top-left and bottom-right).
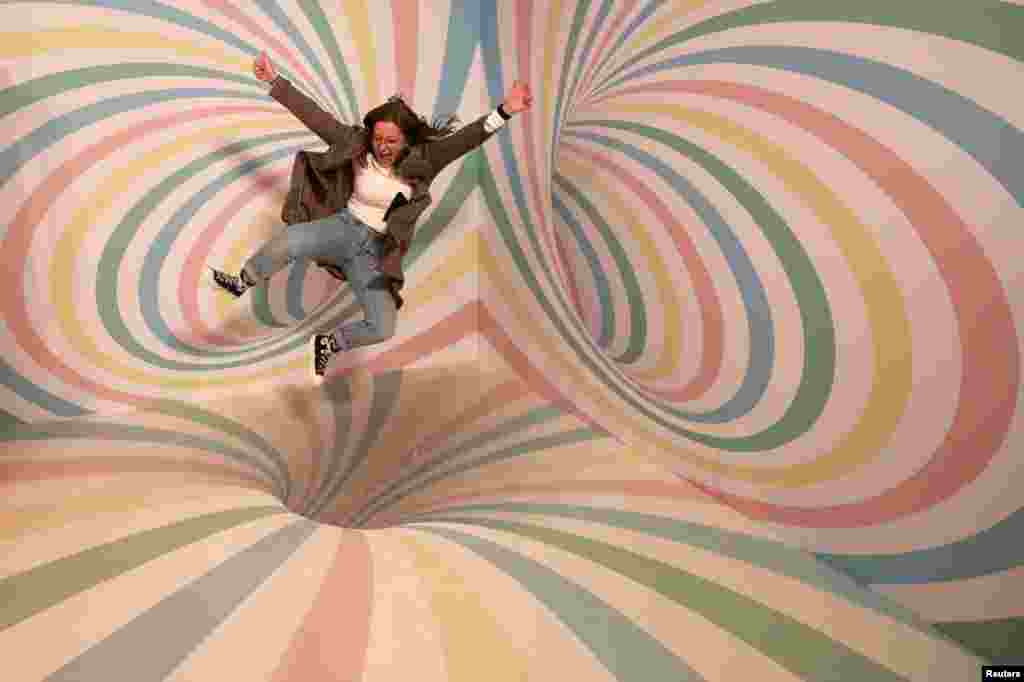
[{"x1": 357, "y1": 94, "x2": 459, "y2": 172}]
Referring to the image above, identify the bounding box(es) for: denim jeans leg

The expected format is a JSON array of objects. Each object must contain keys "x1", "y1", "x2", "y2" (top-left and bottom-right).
[
  {"x1": 332, "y1": 236, "x2": 397, "y2": 350},
  {"x1": 242, "y1": 213, "x2": 353, "y2": 282}
]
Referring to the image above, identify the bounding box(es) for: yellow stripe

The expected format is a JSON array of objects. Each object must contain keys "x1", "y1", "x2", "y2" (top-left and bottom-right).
[
  {"x1": 339, "y1": 0, "x2": 378, "y2": 109},
  {"x1": 594, "y1": 100, "x2": 913, "y2": 486},
  {"x1": 478, "y1": 238, "x2": 656, "y2": 449},
  {"x1": 558, "y1": 155, "x2": 684, "y2": 382},
  {"x1": 632, "y1": 0, "x2": 713, "y2": 54},
  {"x1": 51, "y1": 114, "x2": 312, "y2": 390},
  {"x1": 2, "y1": 483, "x2": 274, "y2": 547},
  {"x1": 543, "y1": 0, "x2": 566, "y2": 154},
  {"x1": 0, "y1": 27, "x2": 249, "y2": 72},
  {"x1": 398, "y1": 533, "x2": 530, "y2": 682},
  {"x1": 403, "y1": 228, "x2": 480, "y2": 306}
]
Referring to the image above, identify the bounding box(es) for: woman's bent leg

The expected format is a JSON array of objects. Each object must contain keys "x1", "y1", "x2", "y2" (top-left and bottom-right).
[
  {"x1": 331, "y1": 239, "x2": 397, "y2": 350},
  {"x1": 242, "y1": 214, "x2": 350, "y2": 283},
  {"x1": 333, "y1": 285, "x2": 397, "y2": 349},
  {"x1": 312, "y1": 234, "x2": 396, "y2": 374}
]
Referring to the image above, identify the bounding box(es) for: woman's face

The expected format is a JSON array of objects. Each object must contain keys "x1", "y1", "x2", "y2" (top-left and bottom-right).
[{"x1": 372, "y1": 121, "x2": 407, "y2": 168}]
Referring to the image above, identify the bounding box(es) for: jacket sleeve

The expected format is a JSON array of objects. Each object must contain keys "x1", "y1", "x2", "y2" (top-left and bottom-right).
[
  {"x1": 269, "y1": 77, "x2": 361, "y2": 148},
  {"x1": 421, "y1": 115, "x2": 497, "y2": 176}
]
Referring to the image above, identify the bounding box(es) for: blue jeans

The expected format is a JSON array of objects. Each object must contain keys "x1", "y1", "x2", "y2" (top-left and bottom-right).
[{"x1": 241, "y1": 208, "x2": 397, "y2": 350}]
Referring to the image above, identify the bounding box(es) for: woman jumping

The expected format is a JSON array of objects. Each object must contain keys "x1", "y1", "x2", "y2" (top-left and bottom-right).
[{"x1": 211, "y1": 51, "x2": 532, "y2": 375}]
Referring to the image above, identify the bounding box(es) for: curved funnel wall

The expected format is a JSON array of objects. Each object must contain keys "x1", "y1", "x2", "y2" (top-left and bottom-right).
[{"x1": 3, "y1": 2, "x2": 1022, "y2": 680}]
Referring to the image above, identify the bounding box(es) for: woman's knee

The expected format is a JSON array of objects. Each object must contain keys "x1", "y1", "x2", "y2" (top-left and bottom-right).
[
  {"x1": 363, "y1": 295, "x2": 397, "y2": 342},
  {"x1": 368, "y1": 310, "x2": 397, "y2": 342}
]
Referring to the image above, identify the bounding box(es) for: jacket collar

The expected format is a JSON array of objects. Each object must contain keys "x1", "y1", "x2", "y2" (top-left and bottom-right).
[{"x1": 397, "y1": 146, "x2": 431, "y2": 183}]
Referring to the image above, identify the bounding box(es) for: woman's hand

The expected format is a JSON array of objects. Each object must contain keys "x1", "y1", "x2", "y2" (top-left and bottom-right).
[
  {"x1": 253, "y1": 51, "x2": 278, "y2": 83},
  {"x1": 502, "y1": 80, "x2": 533, "y2": 115}
]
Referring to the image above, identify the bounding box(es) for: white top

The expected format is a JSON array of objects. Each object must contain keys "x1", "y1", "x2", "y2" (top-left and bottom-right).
[
  {"x1": 347, "y1": 153, "x2": 413, "y2": 232},
  {"x1": 346, "y1": 109, "x2": 509, "y2": 232}
]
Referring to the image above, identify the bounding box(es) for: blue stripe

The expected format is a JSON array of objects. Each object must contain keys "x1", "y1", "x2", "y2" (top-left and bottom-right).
[
  {"x1": 46, "y1": 520, "x2": 317, "y2": 682},
  {"x1": 303, "y1": 378, "x2": 353, "y2": 516},
  {"x1": 600, "y1": 46, "x2": 1024, "y2": 208},
  {"x1": 133, "y1": 144, "x2": 310, "y2": 361},
  {"x1": 479, "y1": 0, "x2": 597, "y2": 347},
  {"x1": 563, "y1": 129, "x2": 774, "y2": 423},
  {"x1": 0, "y1": 0, "x2": 335, "y2": 107},
  {"x1": 434, "y1": 0, "x2": 482, "y2": 119},
  {"x1": 817, "y1": 506, "x2": 1024, "y2": 584},
  {"x1": 562, "y1": 0, "x2": 615, "y2": 119},
  {"x1": 251, "y1": 0, "x2": 351, "y2": 119},
  {"x1": 553, "y1": 172, "x2": 648, "y2": 364},
  {"x1": 583, "y1": 0, "x2": 670, "y2": 101},
  {"x1": 551, "y1": 192, "x2": 615, "y2": 349},
  {"x1": 285, "y1": 261, "x2": 314, "y2": 321},
  {"x1": 308, "y1": 370, "x2": 404, "y2": 518},
  {"x1": 0, "y1": 359, "x2": 88, "y2": 417},
  {"x1": 1, "y1": 83, "x2": 266, "y2": 200},
  {"x1": 420, "y1": 525, "x2": 701, "y2": 681}
]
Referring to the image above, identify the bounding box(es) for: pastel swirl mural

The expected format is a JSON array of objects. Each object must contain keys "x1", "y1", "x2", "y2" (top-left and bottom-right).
[{"x1": 2, "y1": 1, "x2": 1021, "y2": 680}]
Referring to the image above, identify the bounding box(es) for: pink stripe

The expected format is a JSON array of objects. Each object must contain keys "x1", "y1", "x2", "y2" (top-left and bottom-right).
[
  {"x1": 334, "y1": 301, "x2": 604, "y2": 431},
  {"x1": 479, "y1": 302, "x2": 609, "y2": 435},
  {"x1": 391, "y1": 0, "x2": 418, "y2": 99},
  {"x1": 322, "y1": 304, "x2": 494, "y2": 524},
  {"x1": 560, "y1": 140, "x2": 725, "y2": 400},
  {"x1": 0, "y1": 456, "x2": 272, "y2": 492},
  {"x1": 576, "y1": 0, "x2": 643, "y2": 101},
  {"x1": 388, "y1": 479, "x2": 707, "y2": 525},
  {"x1": 270, "y1": 531, "x2": 373, "y2": 682},
  {"x1": 200, "y1": 1, "x2": 323, "y2": 99},
  {"x1": 600, "y1": 80, "x2": 1019, "y2": 526},
  {"x1": 178, "y1": 168, "x2": 289, "y2": 347},
  {"x1": 513, "y1": 0, "x2": 573, "y2": 307},
  {"x1": 398, "y1": 380, "x2": 529, "y2": 470},
  {"x1": 1, "y1": 105, "x2": 276, "y2": 408},
  {"x1": 344, "y1": 380, "x2": 533, "y2": 525},
  {"x1": 552, "y1": 218, "x2": 591, "y2": 337},
  {"x1": 331, "y1": 296, "x2": 482, "y2": 379}
]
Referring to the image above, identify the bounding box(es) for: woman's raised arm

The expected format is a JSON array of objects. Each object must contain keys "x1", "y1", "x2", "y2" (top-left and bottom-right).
[
  {"x1": 254, "y1": 51, "x2": 360, "y2": 148},
  {"x1": 423, "y1": 80, "x2": 533, "y2": 174}
]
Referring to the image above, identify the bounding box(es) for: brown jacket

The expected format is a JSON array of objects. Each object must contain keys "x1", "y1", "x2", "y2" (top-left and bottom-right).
[{"x1": 270, "y1": 77, "x2": 499, "y2": 309}]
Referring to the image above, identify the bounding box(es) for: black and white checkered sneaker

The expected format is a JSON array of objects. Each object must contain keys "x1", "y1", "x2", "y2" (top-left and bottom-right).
[
  {"x1": 314, "y1": 333, "x2": 342, "y2": 376},
  {"x1": 210, "y1": 267, "x2": 250, "y2": 297}
]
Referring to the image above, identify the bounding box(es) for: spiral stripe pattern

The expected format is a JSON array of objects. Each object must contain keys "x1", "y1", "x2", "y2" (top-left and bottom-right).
[{"x1": 3, "y1": 1, "x2": 1022, "y2": 679}]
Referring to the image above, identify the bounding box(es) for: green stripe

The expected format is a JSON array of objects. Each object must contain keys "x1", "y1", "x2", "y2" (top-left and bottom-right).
[
  {"x1": 422, "y1": 524, "x2": 701, "y2": 681},
  {"x1": 309, "y1": 370, "x2": 404, "y2": 517},
  {"x1": 603, "y1": 0, "x2": 1024, "y2": 92},
  {"x1": 347, "y1": 405, "x2": 597, "y2": 524},
  {"x1": 551, "y1": 0, "x2": 593, "y2": 156},
  {"x1": 351, "y1": 424, "x2": 608, "y2": 526},
  {"x1": 413, "y1": 502, "x2": 954, "y2": 639},
  {"x1": 406, "y1": 152, "x2": 483, "y2": 264},
  {"x1": 575, "y1": 120, "x2": 835, "y2": 450},
  {"x1": 483, "y1": 123, "x2": 837, "y2": 451},
  {"x1": 421, "y1": 516, "x2": 909, "y2": 680},
  {"x1": 0, "y1": 409, "x2": 25, "y2": 432},
  {"x1": 96, "y1": 135, "x2": 308, "y2": 369},
  {"x1": 250, "y1": 279, "x2": 291, "y2": 328},
  {"x1": 146, "y1": 399, "x2": 291, "y2": 499},
  {"x1": 295, "y1": 2, "x2": 359, "y2": 123},
  {"x1": 304, "y1": 375, "x2": 354, "y2": 516},
  {"x1": 934, "y1": 616, "x2": 1024, "y2": 663},
  {"x1": 554, "y1": 172, "x2": 647, "y2": 361},
  {"x1": 0, "y1": 63, "x2": 256, "y2": 118},
  {"x1": 0, "y1": 422, "x2": 283, "y2": 497},
  {"x1": 0, "y1": 505, "x2": 284, "y2": 630}
]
